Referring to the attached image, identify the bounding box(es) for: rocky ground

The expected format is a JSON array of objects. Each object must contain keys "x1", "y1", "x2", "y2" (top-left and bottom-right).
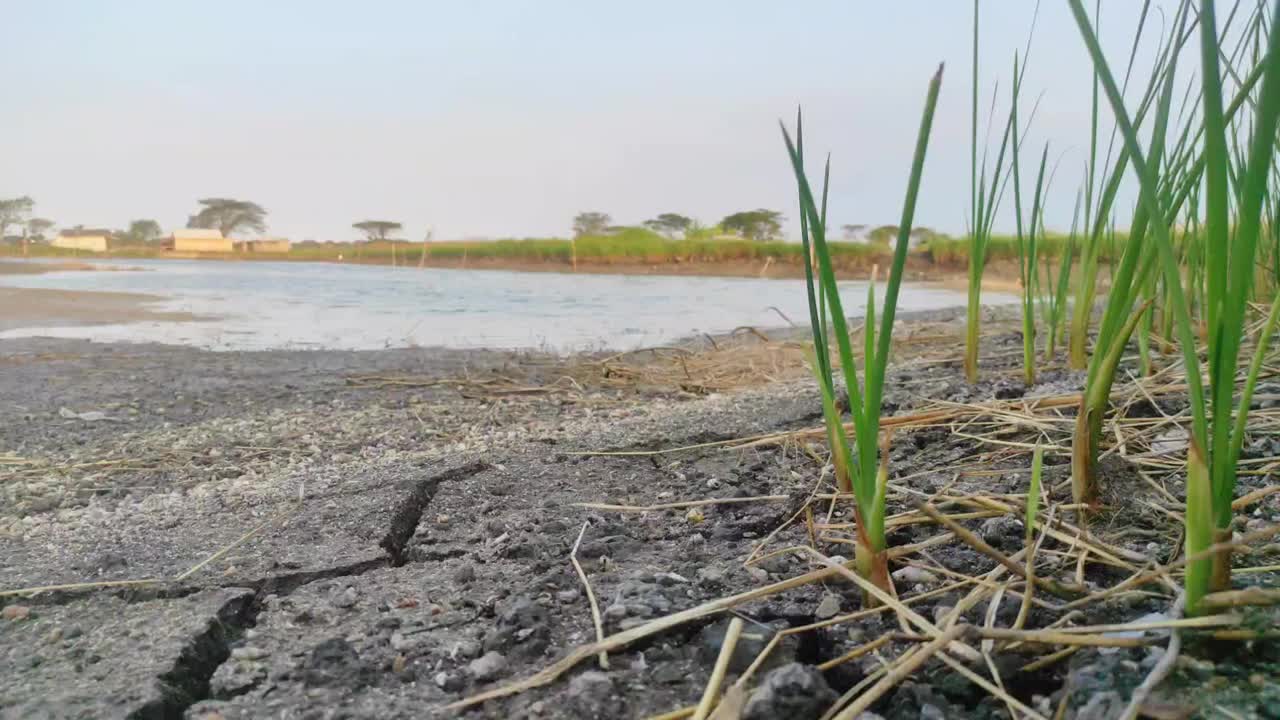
[{"x1": 3, "y1": 311, "x2": 1280, "y2": 719}]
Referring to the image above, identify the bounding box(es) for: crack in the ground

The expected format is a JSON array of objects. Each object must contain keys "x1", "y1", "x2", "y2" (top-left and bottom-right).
[
  {"x1": 118, "y1": 462, "x2": 489, "y2": 718},
  {"x1": 380, "y1": 460, "x2": 490, "y2": 565},
  {"x1": 127, "y1": 589, "x2": 258, "y2": 720}
]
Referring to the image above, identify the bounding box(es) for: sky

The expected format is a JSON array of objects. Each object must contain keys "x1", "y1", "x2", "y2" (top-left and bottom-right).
[{"x1": 3, "y1": 1, "x2": 1166, "y2": 242}]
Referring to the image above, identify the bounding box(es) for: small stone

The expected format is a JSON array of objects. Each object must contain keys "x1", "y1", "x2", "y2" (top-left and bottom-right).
[
  {"x1": 453, "y1": 565, "x2": 477, "y2": 584},
  {"x1": 655, "y1": 572, "x2": 689, "y2": 586},
  {"x1": 332, "y1": 587, "x2": 358, "y2": 609},
  {"x1": 468, "y1": 651, "x2": 507, "y2": 682},
  {"x1": 556, "y1": 590, "x2": 580, "y2": 603},
  {"x1": 979, "y1": 515, "x2": 1023, "y2": 550},
  {"x1": 743, "y1": 663, "x2": 837, "y2": 720},
  {"x1": 3, "y1": 606, "x2": 31, "y2": 621},
  {"x1": 891, "y1": 566, "x2": 938, "y2": 585},
  {"x1": 391, "y1": 654, "x2": 406, "y2": 674},
  {"x1": 567, "y1": 670, "x2": 617, "y2": 716},
  {"x1": 231, "y1": 645, "x2": 268, "y2": 661},
  {"x1": 1250, "y1": 673, "x2": 1266, "y2": 688},
  {"x1": 434, "y1": 670, "x2": 464, "y2": 691},
  {"x1": 814, "y1": 593, "x2": 842, "y2": 620},
  {"x1": 933, "y1": 605, "x2": 955, "y2": 625},
  {"x1": 63, "y1": 626, "x2": 83, "y2": 639},
  {"x1": 686, "y1": 508, "x2": 705, "y2": 524},
  {"x1": 44, "y1": 627, "x2": 63, "y2": 645},
  {"x1": 747, "y1": 567, "x2": 769, "y2": 583},
  {"x1": 696, "y1": 567, "x2": 726, "y2": 588},
  {"x1": 706, "y1": 478, "x2": 721, "y2": 489},
  {"x1": 436, "y1": 514, "x2": 451, "y2": 524},
  {"x1": 604, "y1": 604, "x2": 628, "y2": 620},
  {"x1": 390, "y1": 632, "x2": 416, "y2": 652}
]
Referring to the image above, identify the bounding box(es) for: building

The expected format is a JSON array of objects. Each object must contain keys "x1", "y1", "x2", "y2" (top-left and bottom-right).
[
  {"x1": 242, "y1": 238, "x2": 291, "y2": 253},
  {"x1": 52, "y1": 229, "x2": 111, "y2": 252},
  {"x1": 167, "y1": 228, "x2": 234, "y2": 253}
]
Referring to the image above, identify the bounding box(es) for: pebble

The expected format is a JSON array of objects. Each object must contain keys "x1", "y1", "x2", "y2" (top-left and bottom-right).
[
  {"x1": 434, "y1": 671, "x2": 464, "y2": 691},
  {"x1": 556, "y1": 589, "x2": 580, "y2": 603},
  {"x1": 696, "y1": 566, "x2": 726, "y2": 587},
  {"x1": 3, "y1": 606, "x2": 31, "y2": 621},
  {"x1": 332, "y1": 587, "x2": 358, "y2": 609},
  {"x1": 746, "y1": 567, "x2": 769, "y2": 583},
  {"x1": 705, "y1": 478, "x2": 721, "y2": 489},
  {"x1": 891, "y1": 566, "x2": 938, "y2": 585},
  {"x1": 231, "y1": 645, "x2": 268, "y2": 661},
  {"x1": 468, "y1": 651, "x2": 507, "y2": 682},
  {"x1": 814, "y1": 592, "x2": 842, "y2": 620},
  {"x1": 742, "y1": 663, "x2": 837, "y2": 720},
  {"x1": 453, "y1": 565, "x2": 477, "y2": 584},
  {"x1": 567, "y1": 670, "x2": 616, "y2": 715},
  {"x1": 932, "y1": 605, "x2": 955, "y2": 625},
  {"x1": 604, "y1": 604, "x2": 628, "y2": 620}
]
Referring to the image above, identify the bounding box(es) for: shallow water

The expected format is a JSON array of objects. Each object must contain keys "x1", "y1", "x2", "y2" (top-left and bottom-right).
[{"x1": 0, "y1": 259, "x2": 1015, "y2": 351}]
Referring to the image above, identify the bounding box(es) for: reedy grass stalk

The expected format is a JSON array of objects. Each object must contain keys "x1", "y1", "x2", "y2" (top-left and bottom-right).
[
  {"x1": 1041, "y1": 187, "x2": 1080, "y2": 360},
  {"x1": 1070, "y1": 0, "x2": 1280, "y2": 614},
  {"x1": 1014, "y1": 445, "x2": 1044, "y2": 630},
  {"x1": 783, "y1": 64, "x2": 944, "y2": 603},
  {"x1": 1069, "y1": 0, "x2": 1196, "y2": 510},
  {"x1": 964, "y1": 0, "x2": 1038, "y2": 384}
]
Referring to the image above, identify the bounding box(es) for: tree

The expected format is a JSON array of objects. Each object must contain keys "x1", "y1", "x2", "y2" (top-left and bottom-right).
[
  {"x1": 188, "y1": 198, "x2": 267, "y2": 237},
  {"x1": 0, "y1": 196, "x2": 34, "y2": 240},
  {"x1": 643, "y1": 213, "x2": 693, "y2": 238},
  {"x1": 25, "y1": 218, "x2": 55, "y2": 243},
  {"x1": 572, "y1": 212, "x2": 611, "y2": 238},
  {"x1": 721, "y1": 209, "x2": 783, "y2": 241},
  {"x1": 867, "y1": 224, "x2": 900, "y2": 245},
  {"x1": 841, "y1": 223, "x2": 868, "y2": 240},
  {"x1": 352, "y1": 220, "x2": 403, "y2": 242},
  {"x1": 116, "y1": 219, "x2": 162, "y2": 245}
]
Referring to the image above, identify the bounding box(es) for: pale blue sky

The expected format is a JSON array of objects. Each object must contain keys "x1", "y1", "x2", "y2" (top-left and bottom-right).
[{"x1": 4, "y1": 1, "x2": 1159, "y2": 241}]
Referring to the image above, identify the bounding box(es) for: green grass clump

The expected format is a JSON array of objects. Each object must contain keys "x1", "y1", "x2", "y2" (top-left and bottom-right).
[
  {"x1": 1070, "y1": 0, "x2": 1280, "y2": 614},
  {"x1": 783, "y1": 64, "x2": 944, "y2": 602}
]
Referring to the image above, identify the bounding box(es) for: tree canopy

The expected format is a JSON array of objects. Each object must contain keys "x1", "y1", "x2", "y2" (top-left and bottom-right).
[
  {"x1": 352, "y1": 220, "x2": 403, "y2": 242},
  {"x1": 841, "y1": 223, "x2": 868, "y2": 240},
  {"x1": 25, "y1": 218, "x2": 55, "y2": 241},
  {"x1": 117, "y1": 219, "x2": 162, "y2": 245},
  {"x1": 867, "y1": 224, "x2": 900, "y2": 244},
  {"x1": 0, "y1": 196, "x2": 35, "y2": 238},
  {"x1": 187, "y1": 198, "x2": 267, "y2": 238},
  {"x1": 721, "y1": 209, "x2": 783, "y2": 241},
  {"x1": 643, "y1": 213, "x2": 693, "y2": 238},
  {"x1": 572, "y1": 212, "x2": 611, "y2": 238}
]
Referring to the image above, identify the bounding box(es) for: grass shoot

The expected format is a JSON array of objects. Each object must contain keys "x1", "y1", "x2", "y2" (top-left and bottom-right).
[{"x1": 783, "y1": 64, "x2": 944, "y2": 602}]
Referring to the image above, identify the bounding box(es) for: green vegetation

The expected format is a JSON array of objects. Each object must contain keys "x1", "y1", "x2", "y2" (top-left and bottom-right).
[
  {"x1": 1067, "y1": 0, "x2": 1280, "y2": 614},
  {"x1": 782, "y1": 63, "x2": 943, "y2": 602},
  {"x1": 187, "y1": 198, "x2": 267, "y2": 237}
]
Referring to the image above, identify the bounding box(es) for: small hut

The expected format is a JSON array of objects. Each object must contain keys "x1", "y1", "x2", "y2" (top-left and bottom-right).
[
  {"x1": 167, "y1": 229, "x2": 234, "y2": 253},
  {"x1": 52, "y1": 229, "x2": 110, "y2": 252},
  {"x1": 243, "y1": 238, "x2": 291, "y2": 253}
]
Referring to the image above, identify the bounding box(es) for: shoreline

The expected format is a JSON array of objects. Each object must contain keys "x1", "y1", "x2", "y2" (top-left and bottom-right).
[
  {"x1": 1, "y1": 312, "x2": 1272, "y2": 718},
  {"x1": 2, "y1": 252, "x2": 1022, "y2": 286},
  {"x1": 0, "y1": 287, "x2": 204, "y2": 333},
  {"x1": 0, "y1": 258, "x2": 1024, "y2": 338}
]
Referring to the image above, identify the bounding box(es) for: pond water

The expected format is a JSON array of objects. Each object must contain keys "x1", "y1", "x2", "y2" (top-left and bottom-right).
[{"x1": 0, "y1": 259, "x2": 1015, "y2": 352}]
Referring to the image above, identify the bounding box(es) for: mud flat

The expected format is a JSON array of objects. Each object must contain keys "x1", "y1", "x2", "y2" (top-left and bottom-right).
[{"x1": 2, "y1": 308, "x2": 1279, "y2": 719}]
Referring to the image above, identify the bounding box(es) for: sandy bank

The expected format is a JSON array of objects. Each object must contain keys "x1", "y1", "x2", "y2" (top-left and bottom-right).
[{"x1": 0, "y1": 287, "x2": 201, "y2": 332}]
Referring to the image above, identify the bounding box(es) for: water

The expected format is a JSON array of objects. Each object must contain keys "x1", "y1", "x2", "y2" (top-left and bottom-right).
[{"x1": 0, "y1": 259, "x2": 1015, "y2": 352}]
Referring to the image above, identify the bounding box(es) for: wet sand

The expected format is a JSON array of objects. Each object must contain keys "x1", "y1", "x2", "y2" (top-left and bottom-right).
[
  {"x1": 0, "y1": 287, "x2": 201, "y2": 332},
  {"x1": 0, "y1": 260, "x2": 103, "y2": 275}
]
